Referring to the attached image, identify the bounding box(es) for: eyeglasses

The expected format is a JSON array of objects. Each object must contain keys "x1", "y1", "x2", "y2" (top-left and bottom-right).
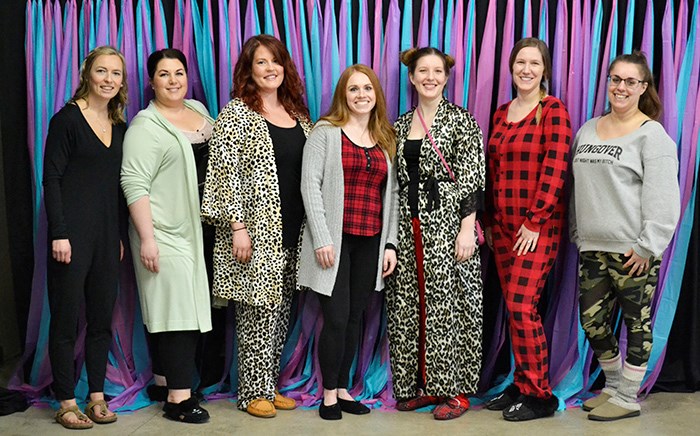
[{"x1": 607, "y1": 75, "x2": 646, "y2": 89}]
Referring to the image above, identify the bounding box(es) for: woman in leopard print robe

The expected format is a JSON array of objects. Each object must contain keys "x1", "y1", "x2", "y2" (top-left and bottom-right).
[
  {"x1": 386, "y1": 47, "x2": 485, "y2": 420},
  {"x1": 201, "y1": 35, "x2": 312, "y2": 418}
]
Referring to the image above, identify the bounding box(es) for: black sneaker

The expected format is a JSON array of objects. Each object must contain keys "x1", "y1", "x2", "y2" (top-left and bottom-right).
[
  {"x1": 485, "y1": 384, "x2": 520, "y2": 411},
  {"x1": 147, "y1": 385, "x2": 168, "y2": 402},
  {"x1": 163, "y1": 397, "x2": 210, "y2": 424},
  {"x1": 502, "y1": 394, "x2": 558, "y2": 422}
]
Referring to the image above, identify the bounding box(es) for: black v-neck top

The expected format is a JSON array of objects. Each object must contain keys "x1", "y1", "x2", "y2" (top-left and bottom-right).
[{"x1": 43, "y1": 103, "x2": 126, "y2": 244}]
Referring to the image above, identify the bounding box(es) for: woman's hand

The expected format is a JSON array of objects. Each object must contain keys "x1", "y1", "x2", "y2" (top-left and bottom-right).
[
  {"x1": 140, "y1": 238, "x2": 159, "y2": 273},
  {"x1": 455, "y1": 228, "x2": 477, "y2": 262},
  {"x1": 513, "y1": 224, "x2": 539, "y2": 256},
  {"x1": 315, "y1": 245, "x2": 335, "y2": 269},
  {"x1": 624, "y1": 248, "x2": 650, "y2": 276},
  {"x1": 485, "y1": 226, "x2": 494, "y2": 251},
  {"x1": 382, "y1": 249, "x2": 397, "y2": 277},
  {"x1": 120, "y1": 240, "x2": 124, "y2": 262},
  {"x1": 52, "y1": 239, "x2": 72, "y2": 264},
  {"x1": 231, "y1": 226, "x2": 253, "y2": 263}
]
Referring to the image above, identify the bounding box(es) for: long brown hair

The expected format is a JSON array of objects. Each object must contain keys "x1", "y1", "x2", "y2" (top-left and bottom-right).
[
  {"x1": 608, "y1": 51, "x2": 662, "y2": 120},
  {"x1": 320, "y1": 64, "x2": 396, "y2": 159},
  {"x1": 70, "y1": 46, "x2": 128, "y2": 124},
  {"x1": 509, "y1": 37, "x2": 551, "y2": 125},
  {"x1": 232, "y1": 35, "x2": 309, "y2": 119}
]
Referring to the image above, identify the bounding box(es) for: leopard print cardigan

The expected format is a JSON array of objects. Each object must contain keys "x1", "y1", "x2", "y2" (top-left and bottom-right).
[{"x1": 201, "y1": 98, "x2": 312, "y2": 306}]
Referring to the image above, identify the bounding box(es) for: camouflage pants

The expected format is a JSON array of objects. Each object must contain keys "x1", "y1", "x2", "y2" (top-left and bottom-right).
[{"x1": 578, "y1": 251, "x2": 661, "y2": 366}]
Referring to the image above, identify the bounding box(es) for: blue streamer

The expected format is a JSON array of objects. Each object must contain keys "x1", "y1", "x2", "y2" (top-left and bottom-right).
[
  {"x1": 263, "y1": 0, "x2": 275, "y2": 36},
  {"x1": 430, "y1": 0, "x2": 442, "y2": 49},
  {"x1": 587, "y1": 0, "x2": 604, "y2": 119},
  {"x1": 297, "y1": 0, "x2": 317, "y2": 119},
  {"x1": 523, "y1": 0, "x2": 531, "y2": 38},
  {"x1": 192, "y1": 0, "x2": 218, "y2": 115},
  {"x1": 623, "y1": 0, "x2": 635, "y2": 53},
  {"x1": 309, "y1": 1, "x2": 322, "y2": 120},
  {"x1": 346, "y1": 0, "x2": 354, "y2": 66},
  {"x1": 443, "y1": 0, "x2": 454, "y2": 55},
  {"x1": 538, "y1": 0, "x2": 548, "y2": 43},
  {"x1": 463, "y1": 0, "x2": 476, "y2": 105}
]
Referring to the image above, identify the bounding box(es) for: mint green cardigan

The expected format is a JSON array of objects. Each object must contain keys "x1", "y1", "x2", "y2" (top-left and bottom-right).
[{"x1": 121, "y1": 100, "x2": 213, "y2": 333}]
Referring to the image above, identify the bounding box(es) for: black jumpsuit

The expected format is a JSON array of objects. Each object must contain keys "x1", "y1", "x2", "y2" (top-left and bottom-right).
[{"x1": 43, "y1": 103, "x2": 125, "y2": 401}]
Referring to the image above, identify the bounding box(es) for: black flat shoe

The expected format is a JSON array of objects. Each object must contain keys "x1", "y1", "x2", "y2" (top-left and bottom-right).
[
  {"x1": 485, "y1": 384, "x2": 520, "y2": 411},
  {"x1": 502, "y1": 394, "x2": 558, "y2": 422},
  {"x1": 319, "y1": 402, "x2": 342, "y2": 420},
  {"x1": 163, "y1": 397, "x2": 210, "y2": 424},
  {"x1": 338, "y1": 398, "x2": 370, "y2": 415}
]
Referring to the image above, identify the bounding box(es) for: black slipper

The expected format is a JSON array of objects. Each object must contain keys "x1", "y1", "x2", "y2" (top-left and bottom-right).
[
  {"x1": 319, "y1": 402, "x2": 342, "y2": 420},
  {"x1": 502, "y1": 394, "x2": 558, "y2": 422},
  {"x1": 163, "y1": 397, "x2": 210, "y2": 424},
  {"x1": 338, "y1": 398, "x2": 370, "y2": 415},
  {"x1": 485, "y1": 384, "x2": 521, "y2": 411}
]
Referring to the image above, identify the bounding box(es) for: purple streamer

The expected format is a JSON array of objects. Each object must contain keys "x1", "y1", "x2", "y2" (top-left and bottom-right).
[
  {"x1": 96, "y1": 0, "x2": 108, "y2": 46},
  {"x1": 372, "y1": 0, "x2": 382, "y2": 73},
  {"x1": 381, "y1": 0, "x2": 400, "y2": 121},
  {"x1": 417, "y1": 0, "x2": 429, "y2": 47},
  {"x1": 266, "y1": 0, "x2": 281, "y2": 40},
  {"x1": 358, "y1": 0, "x2": 371, "y2": 66},
  {"x1": 451, "y1": 0, "x2": 465, "y2": 106},
  {"x1": 109, "y1": 0, "x2": 118, "y2": 48},
  {"x1": 551, "y1": 0, "x2": 568, "y2": 99},
  {"x1": 660, "y1": 0, "x2": 678, "y2": 141},
  {"x1": 497, "y1": 0, "x2": 514, "y2": 106},
  {"x1": 173, "y1": 0, "x2": 183, "y2": 50},
  {"x1": 640, "y1": 0, "x2": 653, "y2": 61},
  {"x1": 675, "y1": 0, "x2": 688, "y2": 83},
  {"x1": 244, "y1": 0, "x2": 258, "y2": 41},
  {"x1": 153, "y1": 0, "x2": 167, "y2": 49},
  {"x1": 474, "y1": 0, "x2": 497, "y2": 136},
  {"x1": 565, "y1": 0, "x2": 582, "y2": 130},
  {"x1": 338, "y1": 0, "x2": 348, "y2": 70},
  {"x1": 320, "y1": 0, "x2": 337, "y2": 115},
  {"x1": 119, "y1": 0, "x2": 139, "y2": 120},
  {"x1": 593, "y1": 0, "x2": 617, "y2": 116}
]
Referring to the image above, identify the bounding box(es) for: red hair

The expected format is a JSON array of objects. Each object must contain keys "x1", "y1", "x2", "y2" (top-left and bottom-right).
[{"x1": 232, "y1": 35, "x2": 309, "y2": 119}]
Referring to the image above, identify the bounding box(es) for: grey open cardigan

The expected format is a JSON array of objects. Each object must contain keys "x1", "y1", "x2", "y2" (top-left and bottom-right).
[{"x1": 298, "y1": 121, "x2": 399, "y2": 296}]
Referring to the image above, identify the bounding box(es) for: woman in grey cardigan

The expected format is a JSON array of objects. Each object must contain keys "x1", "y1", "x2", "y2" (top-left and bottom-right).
[{"x1": 298, "y1": 64, "x2": 398, "y2": 420}]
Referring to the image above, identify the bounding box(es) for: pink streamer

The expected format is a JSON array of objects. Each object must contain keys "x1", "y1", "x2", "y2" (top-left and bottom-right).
[
  {"x1": 372, "y1": 0, "x2": 382, "y2": 73},
  {"x1": 358, "y1": 0, "x2": 371, "y2": 66},
  {"x1": 451, "y1": 0, "x2": 465, "y2": 106},
  {"x1": 640, "y1": 0, "x2": 653, "y2": 60},
  {"x1": 96, "y1": 0, "x2": 109, "y2": 46},
  {"x1": 109, "y1": 0, "x2": 118, "y2": 48},
  {"x1": 551, "y1": 0, "x2": 568, "y2": 100},
  {"x1": 381, "y1": 0, "x2": 400, "y2": 121},
  {"x1": 659, "y1": 0, "x2": 678, "y2": 141},
  {"x1": 675, "y1": 0, "x2": 689, "y2": 83},
  {"x1": 565, "y1": 0, "x2": 582, "y2": 130},
  {"x1": 153, "y1": 0, "x2": 167, "y2": 50}
]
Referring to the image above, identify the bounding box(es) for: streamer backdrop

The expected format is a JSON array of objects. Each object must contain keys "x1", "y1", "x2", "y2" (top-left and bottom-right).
[{"x1": 12, "y1": 0, "x2": 700, "y2": 412}]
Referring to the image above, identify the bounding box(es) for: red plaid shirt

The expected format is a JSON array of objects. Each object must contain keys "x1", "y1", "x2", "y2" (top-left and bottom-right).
[
  {"x1": 486, "y1": 96, "x2": 571, "y2": 232},
  {"x1": 341, "y1": 132, "x2": 387, "y2": 236}
]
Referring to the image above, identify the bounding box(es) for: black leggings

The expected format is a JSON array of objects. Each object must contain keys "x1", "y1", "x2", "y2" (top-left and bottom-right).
[
  {"x1": 318, "y1": 233, "x2": 380, "y2": 390},
  {"x1": 147, "y1": 330, "x2": 200, "y2": 390}
]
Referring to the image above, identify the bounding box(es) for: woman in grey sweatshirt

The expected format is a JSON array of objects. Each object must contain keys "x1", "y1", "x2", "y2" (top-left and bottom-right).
[{"x1": 570, "y1": 51, "x2": 680, "y2": 421}]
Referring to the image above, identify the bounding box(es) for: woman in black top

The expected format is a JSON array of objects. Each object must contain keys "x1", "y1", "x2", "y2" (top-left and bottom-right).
[{"x1": 43, "y1": 46, "x2": 127, "y2": 429}]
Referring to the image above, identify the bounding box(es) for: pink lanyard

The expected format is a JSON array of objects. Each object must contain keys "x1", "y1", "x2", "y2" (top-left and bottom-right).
[{"x1": 416, "y1": 107, "x2": 457, "y2": 184}]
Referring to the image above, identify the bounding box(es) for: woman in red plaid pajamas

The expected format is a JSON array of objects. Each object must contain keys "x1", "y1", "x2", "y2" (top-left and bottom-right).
[{"x1": 483, "y1": 38, "x2": 572, "y2": 421}]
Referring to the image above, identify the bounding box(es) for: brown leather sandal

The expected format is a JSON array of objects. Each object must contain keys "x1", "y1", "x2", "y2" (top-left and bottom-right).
[
  {"x1": 85, "y1": 399, "x2": 118, "y2": 424},
  {"x1": 55, "y1": 405, "x2": 93, "y2": 429}
]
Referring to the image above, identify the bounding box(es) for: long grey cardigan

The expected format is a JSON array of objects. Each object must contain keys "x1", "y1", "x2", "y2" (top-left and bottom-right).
[{"x1": 298, "y1": 121, "x2": 399, "y2": 296}]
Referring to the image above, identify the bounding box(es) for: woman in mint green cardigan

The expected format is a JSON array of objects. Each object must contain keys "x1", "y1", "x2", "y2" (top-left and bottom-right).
[{"x1": 121, "y1": 48, "x2": 212, "y2": 424}]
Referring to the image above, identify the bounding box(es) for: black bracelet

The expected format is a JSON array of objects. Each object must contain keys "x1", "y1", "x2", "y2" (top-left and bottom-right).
[{"x1": 232, "y1": 226, "x2": 247, "y2": 232}]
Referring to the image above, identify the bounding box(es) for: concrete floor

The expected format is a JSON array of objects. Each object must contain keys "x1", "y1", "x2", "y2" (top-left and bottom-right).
[{"x1": 0, "y1": 392, "x2": 698, "y2": 436}]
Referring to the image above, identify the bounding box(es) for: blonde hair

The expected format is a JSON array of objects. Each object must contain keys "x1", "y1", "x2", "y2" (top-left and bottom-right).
[
  {"x1": 320, "y1": 64, "x2": 396, "y2": 159},
  {"x1": 70, "y1": 46, "x2": 128, "y2": 124}
]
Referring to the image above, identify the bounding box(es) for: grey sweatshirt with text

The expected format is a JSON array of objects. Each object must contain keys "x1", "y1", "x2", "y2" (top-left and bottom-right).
[{"x1": 570, "y1": 117, "x2": 680, "y2": 258}]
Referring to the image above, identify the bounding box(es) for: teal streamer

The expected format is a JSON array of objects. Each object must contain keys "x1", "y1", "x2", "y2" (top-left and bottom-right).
[
  {"x1": 523, "y1": 0, "x2": 531, "y2": 38},
  {"x1": 192, "y1": 0, "x2": 218, "y2": 115},
  {"x1": 297, "y1": 0, "x2": 317, "y2": 119},
  {"x1": 399, "y1": 0, "x2": 413, "y2": 114},
  {"x1": 430, "y1": 0, "x2": 442, "y2": 49},
  {"x1": 586, "y1": 0, "x2": 604, "y2": 119},
  {"x1": 675, "y1": 1, "x2": 698, "y2": 139},
  {"x1": 443, "y1": 0, "x2": 454, "y2": 56},
  {"x1": 463, "y1": 0, "x2": 476, "y2": 105},
  {"x1": 623, "y1": 0, "x2": 635, "y2": 53},
  {"x1": 263, "y1": 0, "x2": 275, "y2": 37},
  {"x1": 309, "y1": 1, "x2": 322, "y2": 120},
  {"x1": 538, "y1": 0, "x2": 548, "y2": 43}
]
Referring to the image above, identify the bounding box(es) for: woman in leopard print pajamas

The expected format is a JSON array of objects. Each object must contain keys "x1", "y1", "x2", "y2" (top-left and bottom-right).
[
  {"x1": 387, "y1": 47, "x2": 485, "y2": 421},
  {"x1": 201, "y1": 35, "x2": 312, "y2": 418}
]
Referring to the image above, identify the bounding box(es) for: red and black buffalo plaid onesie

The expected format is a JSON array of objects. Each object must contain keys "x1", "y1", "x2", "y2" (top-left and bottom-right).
[{"x1": 486, "y1": 95, "x2": 571, "y2": 399}]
